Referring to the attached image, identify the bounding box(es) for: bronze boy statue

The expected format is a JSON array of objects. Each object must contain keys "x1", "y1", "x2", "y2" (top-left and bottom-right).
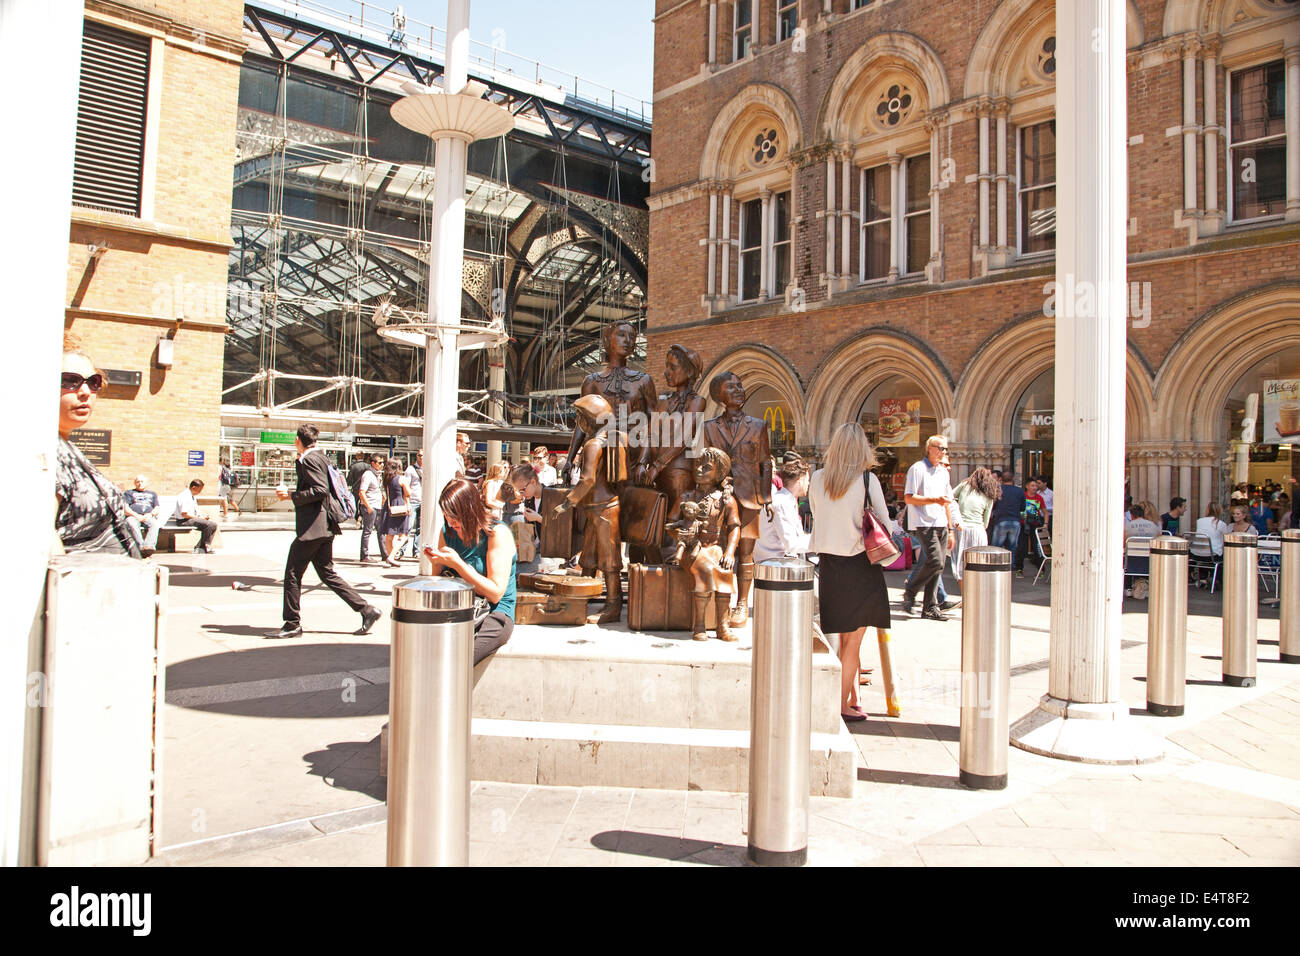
[{"x1": 667, "y1": 446, "x2": 740, "y2": 642}]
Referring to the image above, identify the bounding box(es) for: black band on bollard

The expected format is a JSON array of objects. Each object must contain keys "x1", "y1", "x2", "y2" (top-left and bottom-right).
[
  {"x1": 1281, "y1": 654, "x2": 1300, "y2": 664},
  {"x1": 1223, "y1": 674, "x2": 1256, "y2": 688},
  {"x1": 754, "y1": 579, "x2": 813, "y2": 591},
  {"x1": 747, "y1": 844, "x2": 807, "y2": 866},
  {"x1": 1146, "y1": 700, "x2": 1184, "y2": 717},
  {"x1": 1223, "y1": 541, "x2": 1256, "y2": 549},
  {"x1": 962, "y1": 565, "x2": 1010, "y2": 573},
  {"x1": 959, "y1": 770, "x2": 1007, "y2": 790},
  {"x1": 392, "y1": 607, "x2": 475, "y2": 624}
]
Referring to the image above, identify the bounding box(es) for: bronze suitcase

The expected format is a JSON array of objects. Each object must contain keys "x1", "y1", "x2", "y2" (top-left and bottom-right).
[
  {"x1": 626, "y1": 564, "x2": 718, "y2": 632},
  {"x1": 619, "y1": 485, "x2": 667, "y2": 549},
  {"x1": 515, "y1": 589, "x2": 589, "y2": 627},
  {"x1": 539, "y1": 487, "x2": 576, "y2": 558}
]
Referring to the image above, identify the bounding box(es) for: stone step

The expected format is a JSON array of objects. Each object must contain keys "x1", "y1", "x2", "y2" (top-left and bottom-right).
[{"x1": 469, "y1": 718, "x2": 857, "y2": 797}]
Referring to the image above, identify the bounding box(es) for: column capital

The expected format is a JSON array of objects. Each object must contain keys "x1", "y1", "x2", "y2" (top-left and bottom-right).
[
  {"x1": 923, "y1": 109, "x2": 950, "y2": 132},
  {"x1": 973, "y1": 96, "x2": 995, "y2": 118},
  {"x1": 1200, "y1": 37, "x2": 1221, "y2": 59},
  {"x1": 991, "y1": 97, "x2": 1011, "y2": 118},
  {"x1": 1180, "y1": 36, "x2": 1202, "y2": 59},
  {"x1": 1285, "y1": 40, "x2": 1300, "y2": 65},
  {"x1": 887, "y1": 151, "x2": 902, "y2": 168}
]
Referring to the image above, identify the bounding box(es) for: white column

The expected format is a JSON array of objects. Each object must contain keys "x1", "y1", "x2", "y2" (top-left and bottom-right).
[
  {"x1": 888, "y1": 154, "x2": 901, "y2": 279},
  {"x1": 1145, "y1": 461, "x2": 1158, "y2": 509},
  {"x1": 707, "y1": 0, "x2": 717, "y2": 66},
  {"x1": 721, "y1": 190, "x2": 732, "y2": 300},
  {"x1": 1199, "y1": 464, "x2": 1213, "y2": 516},
  {"x1": 486, "y1": 349, "x2": 505, "y2": 469},
  {"x1": 1178, "y1": 464, "x2": 1192, "y2": 532},
  {"x1": 706, "y1": 188, "x2": 718, "y2": 297},
  {"x1": 1203, "y1": 47, "x2": 1220, "y2": 222},
  {"x1": 825, "y1": 155, "x2": 835, "y2": 278},
  {"x1": 1128, "y1": 455, "x2": 1141, "y2": 505},
  {"x1": 840, "y1": 155, "x2": 852, "y2": 278},
  {"x1": 929, "y1": 120, "x2": 941, "y2": 267},
  {"x1": 1286, "y1": 44, "x2": 1300, "y2": 221},
  {"x1": 2, "y1": 0, "x2": 83, "y2": 868},
  {"x1": 1157, "y1": 463, "x2": 1172, "y2": 520},
  {"x1": 1011, "y1": 0, "x2": 1161, "y2": 765},
  {"x1": 995, "y1": 107, "x2": 1009, "y2": 250},
  {"x1": 978, "y1": 107, "x2": 991, "y2": 248},
  {"x1": 1182, "y1": 42, "x2": 1199, "y2": 212},
  {"x1": 759, "y1": 189, "x2": 771, "y2": 300}
]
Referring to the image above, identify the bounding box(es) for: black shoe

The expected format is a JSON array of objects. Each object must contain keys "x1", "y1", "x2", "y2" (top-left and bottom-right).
[
  {"x1": 900, "y1": 590, "x2": 917, "y2": 615},
  {"x1": 357, "y1": 605, "x2": 382, "y2": 635},
  {"x1": 940, "y1": 599, "x2": 962, "y2": 611},
  {"x1": 267, "y1": 624, "x2": 303, "y2": 639},
  {"x1": 920, "y1": 608, "x2": 950, "y2": 622},
  {"x1": 192, "y1": 546, "x2": 206, "y2": 554}
]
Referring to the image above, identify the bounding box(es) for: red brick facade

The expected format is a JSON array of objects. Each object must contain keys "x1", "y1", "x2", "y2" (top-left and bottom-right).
[{"x1": 647, "y1": 0, "x2": 1300, "y2": 517}]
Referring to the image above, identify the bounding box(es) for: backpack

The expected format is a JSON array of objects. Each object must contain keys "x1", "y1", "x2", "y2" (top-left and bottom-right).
[
  {"x1": 1023, "y1": 498, "x2": 1045, "y2": 530},
  {"x1": 327, "y1": 464, "x2": 357, "y2": 521}
]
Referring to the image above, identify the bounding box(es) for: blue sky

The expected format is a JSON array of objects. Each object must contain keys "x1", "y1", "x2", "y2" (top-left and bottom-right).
[{"x1": 403, "y1": 1, "x2": 655, "y2": 107}]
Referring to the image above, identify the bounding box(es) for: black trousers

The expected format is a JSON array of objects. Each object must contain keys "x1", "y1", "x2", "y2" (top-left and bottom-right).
[
  {"x1": 175, "y1": 516, "x2": 217, "y2": 549},
  {"x1": 474, "y1": 611, "x2": 514, "y2": 665},
  {"x1": 283, "y1": 534, "x2": 367, "y2": 626},
  {"x1": 359, "y1": 507, "x2": 387, "y2": 559},
  {"x1": 910, "y1": 527, "x2": 949, "y2": 612}
]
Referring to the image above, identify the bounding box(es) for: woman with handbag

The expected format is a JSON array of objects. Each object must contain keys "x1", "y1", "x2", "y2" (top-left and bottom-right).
[
  {"x1": 379, "y1": 457, "x2": 412, "y2": 566},
  {"x1": 809, "y1": 423, "x2": 896, "y2": 721}
]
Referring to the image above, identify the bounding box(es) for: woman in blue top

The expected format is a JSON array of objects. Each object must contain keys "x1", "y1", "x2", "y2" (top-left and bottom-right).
[{"x1": 424, "y1": 478, "x2": 517, "y2": 664}]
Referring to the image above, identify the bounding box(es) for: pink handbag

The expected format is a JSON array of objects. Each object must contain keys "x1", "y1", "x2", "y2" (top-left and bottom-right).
[{"x1": 862, "y1": 472, "x2": 901, "y2": 566}]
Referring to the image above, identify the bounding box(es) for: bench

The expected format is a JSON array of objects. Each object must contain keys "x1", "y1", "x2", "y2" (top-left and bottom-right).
[{"x1": 146, "y1": 496, "x2": 223, "y2": 553}]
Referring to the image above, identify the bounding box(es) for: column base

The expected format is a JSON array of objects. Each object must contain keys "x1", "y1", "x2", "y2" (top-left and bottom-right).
[
  {"x1": 1009, "y1": 695, "x2": 1164, "y2": 765},
  {"x1": 748, "y1": 844, "x2": 806, "y2": 867},
  {"x1": 1222, "y1": 674, "x2": 1256, "y2": 687},
  {"x1": 959, "y1": 769, "x2": 1007, "y2": 790},
  {"x1": 1146, "y1": 700, "x2": 1183, "y2": 717},
  {"x1": 1279, "y1": 653, "x2": 1300, "y2": 664}
]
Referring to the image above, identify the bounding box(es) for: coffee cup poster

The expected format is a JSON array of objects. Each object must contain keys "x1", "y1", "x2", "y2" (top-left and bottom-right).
[
  {"x1": 1263, "y1": 379, "x2": 1300, "y2": 442},
  {"x1": 878, "y1": 397, "x2": 921, "y2": 447}
]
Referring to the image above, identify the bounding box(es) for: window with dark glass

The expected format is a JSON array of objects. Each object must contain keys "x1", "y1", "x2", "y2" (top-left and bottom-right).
[
  {"x1": 72, "y1": 21, "x2": 151, "y2": 216},
  {"x1": 1229, "y1": 60, "x2": 1286, "y2": 221},
  {"x1": 772, "y1": 191, "x2": 791, "y2": 296},
  {"x1": 903, "y1": 154, "x2": 930, "y2": 274},
  {"x1": 734, "y1": 0, "x2": 752, "y2": 61},
  {"x1": 1019, "y1": 121, "x2": 1057, "y2": 254},
  {"x1": 860, "y1": 164, "x2": 891, "y2": 281},
  {"x1": 740, "y1": 198, "x2": 763, "y2": 300},
  {"x1": 854, "y1": 0, "x2": 875, "y2": 8},
  {"x1": 778, "y1": 1, "x2": 798, "y2": 42}
]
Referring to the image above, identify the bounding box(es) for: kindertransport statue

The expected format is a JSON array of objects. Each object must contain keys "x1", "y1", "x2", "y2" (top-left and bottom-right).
[
  {"x1": 666, "y1": 446, "x2": 740, "y2": 642},
  {"x1": 633, "y1": 344, "x2": 707, "y2": 553},
  {"x1": 563, "y1": 320, "x2": 656, "y2": 482}
]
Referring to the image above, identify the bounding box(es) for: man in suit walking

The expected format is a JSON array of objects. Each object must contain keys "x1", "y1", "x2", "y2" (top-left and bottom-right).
[{"x1": 269, "y1": 424, "x2": 381, "y2": 639}]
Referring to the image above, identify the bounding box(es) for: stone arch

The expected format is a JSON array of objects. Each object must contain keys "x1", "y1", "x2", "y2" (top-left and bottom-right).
[
  {"x1": 819, "y1": 32, "x2": 951, "y2": 143},
  {"x1": 696, "y1": 343, "x2": 808, "y2": 439},
  {"x1": 964, "y1": 0, "x2": 1144, "y2": 100},
  {"x1": 954, "y1": 313, "x2": 1158, "y2": 449},
  {"x1": 804, "y1": 328, "x2": 956, "y2": 450},
  {"x1": 1163, "y1": 0, "x2": 1295, "y2": 37},
  {"x1": 1156, "y1": 281, "x2": 1300, "y2": 444},
  {"x1": 699, "y1": 84, "x2": 803, "y2": 182}
]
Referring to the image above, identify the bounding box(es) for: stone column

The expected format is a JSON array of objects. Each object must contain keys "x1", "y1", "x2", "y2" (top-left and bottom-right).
[
  {"x1": 978, "y1": 102, "x2": 991, "y2": 249},
  {"x1": 1203, "y1": 42, "x2": 1221, "y2": 231},
  {"x1": 1179, "y1": 463, "x2": 1192, "y2": 532},
  {"x1": 721, "y1": 189, "x2": 732, "y2": 301},
  {"x1": 707, "y1": 0, "x2": 718, "y2": 66},
  {"x1": 888, "y1": 153, "x2": 901, "y2": 280},
  {"x1": 1145, "y1": 460, "x2": 1158, "y2": 509},
  {"x1": 486, "y1": 349, "x2": 505, "y2": 469},
  {"x1": 759, "y1": 188, "x2": 772, "y2": 300},
  {"x1": 928, "y1": 115, "x2": 942, "y2": 277},
  {"x1": 995, "y1": 102, "x2": 1009, "y2": 251},
  {"x1": 1157, "y1": 463, "x2": 1172, "y2": 520},
  {"x1": 825, "y1": 154, "x2": 836, "y2": 279},
  {"x1": 706, "y1": 187, "x2": 718, "y2": 298},
  {"x1": 1286, "y1": 42, "x2": 1300, "y2": 221},
  {"x1": 840, "y1": 154, "x2": 852, "y2": 278},
  {"x1": 1010, "y1": 0, "x2": 1162, "y2": 765},
  {"x1": 1199, "y1": 463, "x2": 1213, "y2": 517},
  {"x1": 1181, "y1": 40, "x2": 1199, "y2": 214}
]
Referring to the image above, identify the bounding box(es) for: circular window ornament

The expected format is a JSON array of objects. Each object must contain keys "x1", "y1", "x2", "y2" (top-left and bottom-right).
[
  {"x1": 1038, "y1": 36, "x2": 1056, "y2": 76},
  {"x1": 752, "y1": 128, "x2": 780, "y2": 166},
  {"x1": 874, "y1": 84, "x2": 914, "y2": 128}
]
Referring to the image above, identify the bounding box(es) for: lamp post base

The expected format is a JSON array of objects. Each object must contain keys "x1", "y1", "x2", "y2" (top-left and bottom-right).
[{"x1": 1010, "y1": 695, "x2": 1164, "y2": 765}]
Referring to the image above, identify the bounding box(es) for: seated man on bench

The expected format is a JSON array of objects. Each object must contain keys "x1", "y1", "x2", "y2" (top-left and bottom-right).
[{"x1": 175, "y1": 479, "x2": 218, "y2": 554}]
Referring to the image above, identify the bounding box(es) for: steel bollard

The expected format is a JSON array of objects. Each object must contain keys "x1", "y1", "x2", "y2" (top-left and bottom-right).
[
  {"x1": 1147, "y1": 537, "x2": 1189, "y2": 715},
  {"x1": 387, "y1": 577, "x2": 475, "y2": 866},
  {"x1": 1222, "y1": 532, "x2": 1258, "y2": 687},
  {"x1": 748, "y1": 556, "x2": 814, "y2": 867},
  {"x1": 1282, "y1": 530, "x2": 1300, "y2": 665},
  {"x1": 959, "y1": 547, "x2": 1011, "y2": 790}
]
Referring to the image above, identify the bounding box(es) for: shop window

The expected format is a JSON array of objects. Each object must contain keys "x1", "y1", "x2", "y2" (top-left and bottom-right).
[
  {"x1": 778, "y1": 1, "x2": 798, "y2": 42},
  {"x1": 903, "y1": 153, "x2": 930, "y2": 275},
  {"x1": 740, "y1": 198, "x2": 763, "y2": 300},
  {"x1": 734, "y1": 0, "x2": 753, "y2": 62},
  {"x1": 72, "y1": 20, "x2": 151, "y2": 216},
  {"x1": 1228, "y1": 60, "x2": 1286, "y2": 222},
  {"x1": 1019, "y1": 121, "x2": 1057, "y2": 255},
  {"x1": 860, "y1": 164, "x2": 891, "y2": 281},
  {"x1": 854, "y1": 0, "x2": 876, "y2": 8}
]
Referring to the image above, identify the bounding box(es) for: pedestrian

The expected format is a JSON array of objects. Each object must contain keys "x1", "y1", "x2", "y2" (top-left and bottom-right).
[
  {"x1": 54, "y1": 341, "x2": 142, "y2": 557},
  {"x1": 755, "y1": 457, "x2": 811, "y2": 561},
  {"x1": 989, "y1": 471, "x2": 1027, "y2": 555},
  {"x1": 397, "y1": 451, "x2": 423, "y2": 558},
  {"x1": 901, "y1": 435, "x2": 957, "y2": 621},
  {"x1": 808, "y1": 423, "x2": 895, "y2": 722},
  {"x1": 1160, "y1": 497, "x2": 1187, "y2": 535},
  {"x1": 357, "y1": 454, "x2": 385, "y2": 562},
  {"x1": 424, "y1": 477, "x2": 517, "y2": 664},
  {"x1": 269, "y1": 424, "x2": 380, "y2": 639},
  {"x1": 174, "y1": 480, "x2": 219, "y2": 554},
  {"x1": 1015, "y1": 478, "x2": 1047, "y2": 575},
  {"x1": 502, "y1": 462, "x2": 543, "y2": 575},
  {"x1": 379, "y1": 456, "x2": 412, "y2": 566},
  {"x1": 123, "y1": 474, "x2": 167, "y2": 555},
  {"x1": 532, "y1": 445, "x2": 558, "y2": 487},
  {"x1": 952, "y1": 467, "x2": 1000, "y2": 585},
  {"x1": 218, "y1": 459, "x2": 241, "y2": 518}
]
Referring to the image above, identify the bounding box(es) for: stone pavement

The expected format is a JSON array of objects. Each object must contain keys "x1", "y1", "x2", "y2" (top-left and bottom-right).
[{"x1": 148, "y1": 529, "x2": 1299, "y2": 867}]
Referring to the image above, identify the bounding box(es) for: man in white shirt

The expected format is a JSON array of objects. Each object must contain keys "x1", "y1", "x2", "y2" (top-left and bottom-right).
[
  {"x1": 756, "y1": 459, "x2": 811, "y2": 561},
  {"x1": 1036, "y1": 476, "x2": 1054, "y2": 530},
  {"x1": 1123, "y1": 503, "x2": 1161, "y2": 541},
  {"x1": 175, "y1": 479, "x2": 218, "y2": 553},
  {"x1": 533, "y1": 445, "x2": 558, "y2": 487},
  {"x1": 902, "y1": 435, "x2": 957, "y2": 621},
  {"x1": 357, "y1": 454, "x2": 385, "y2": 561}
]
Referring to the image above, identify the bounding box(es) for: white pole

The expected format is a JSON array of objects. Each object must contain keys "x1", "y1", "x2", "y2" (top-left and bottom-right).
[{"x1": 1011, "y1": 0, "x2": 1161, "y2": 764}]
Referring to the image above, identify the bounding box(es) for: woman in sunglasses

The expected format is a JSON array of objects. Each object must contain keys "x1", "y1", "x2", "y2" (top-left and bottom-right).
[{"x1": 54, "y1": 342, "x2": 142, "y2": 557}]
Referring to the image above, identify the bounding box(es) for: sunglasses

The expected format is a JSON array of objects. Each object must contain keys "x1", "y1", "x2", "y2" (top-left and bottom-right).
[{"x1": 61, "y1": 372, "x2": 105, "y2": 392}]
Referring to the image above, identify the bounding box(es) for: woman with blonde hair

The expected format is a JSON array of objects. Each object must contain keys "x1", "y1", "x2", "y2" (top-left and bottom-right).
[
  {"x1": 481, "y1": 460, "x2": 511, "y2": 520},
  {"x1": 808, "y1": 423, "x2": 895, "y2": 722}
]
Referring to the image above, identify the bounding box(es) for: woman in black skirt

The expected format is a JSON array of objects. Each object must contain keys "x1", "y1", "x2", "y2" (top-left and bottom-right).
[{"x1": 808, "y1": 423, "x2": 895, "y2": 721}]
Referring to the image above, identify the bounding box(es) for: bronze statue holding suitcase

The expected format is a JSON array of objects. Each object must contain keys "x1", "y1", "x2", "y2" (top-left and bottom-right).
[
  {"x1": 666, "y1": 446, "x2": 739, "y2": 641},
  {"x1": 562, "y1": 320, "x2": 656, "y2": 484}
]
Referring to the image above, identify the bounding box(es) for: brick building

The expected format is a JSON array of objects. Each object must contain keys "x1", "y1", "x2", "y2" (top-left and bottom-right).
[
  {"x1": 647, "y1": 0, "x2": 1300, "y2": 525},
  {"x1": 64, "y1": 0, "x2": 244, "y2": 495}
]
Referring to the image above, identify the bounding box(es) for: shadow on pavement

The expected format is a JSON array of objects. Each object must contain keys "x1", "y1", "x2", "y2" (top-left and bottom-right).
[
  {"x1": 166, "y1": 643, "x2": 390, "y2": 718},
  {"x1": 848, "y1": 720, "x2": 959, "y2": 742},
  {"x1": 304, "y1": 737, "x2": 386, "y2": 802},
  {"x1": 590, "y1": 830, "x2": 746, "y2": 865},
  {"x1": 167, "y1": 573, "x2": 283, "y2": 589},
  {"x1": 857, "y1": 768, "x2": 961, "y2": 789}
]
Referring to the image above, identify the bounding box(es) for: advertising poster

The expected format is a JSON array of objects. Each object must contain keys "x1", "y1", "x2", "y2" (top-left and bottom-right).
[
  {"x1": 878, "y1": 397, "x2": 921, "y2": 447},
  {"x1": 1263, "y1": 379, "x2": 1300, "y2": 443}
]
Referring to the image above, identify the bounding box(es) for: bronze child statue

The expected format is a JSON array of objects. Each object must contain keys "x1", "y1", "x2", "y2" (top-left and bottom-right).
[
  {"x1": 552, "y1": 393, "x2": 628, "y2": 625},
  {"x1": 564, "y1": 320, "x2": 656, "y2": 483},
  {"x1": 667, "y1": 446, "x2": 740, "y2": 642}
]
